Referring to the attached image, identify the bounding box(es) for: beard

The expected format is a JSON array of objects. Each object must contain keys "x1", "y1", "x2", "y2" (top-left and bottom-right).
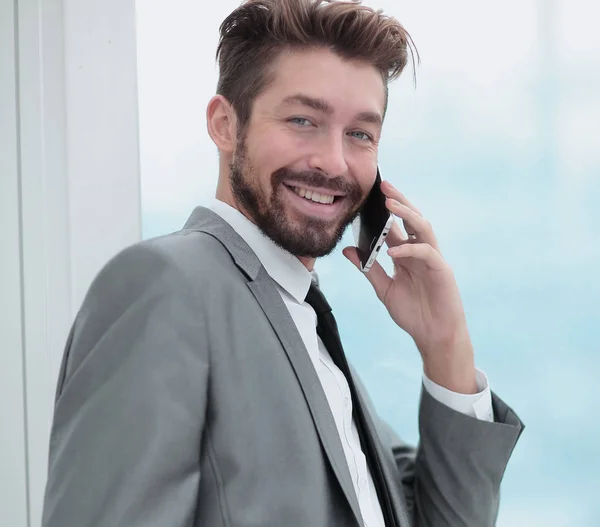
[{"x1": 229, "y1": 135, "x2": 365, "y2": 258}]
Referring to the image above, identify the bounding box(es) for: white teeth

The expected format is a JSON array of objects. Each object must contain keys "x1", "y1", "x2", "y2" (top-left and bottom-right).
[{"x1": 292, "y1": 187, "x2": 335, "y2": 205}]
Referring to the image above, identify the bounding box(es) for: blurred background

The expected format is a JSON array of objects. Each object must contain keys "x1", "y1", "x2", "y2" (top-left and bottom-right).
[{"x1": 137, "y1": 1, "x2": 600, "y2": 525}]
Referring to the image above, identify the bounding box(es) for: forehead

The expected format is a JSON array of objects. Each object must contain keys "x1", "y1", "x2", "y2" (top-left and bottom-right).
[{"x1": 257, "y1": 47, "x2": 386, "y2": 118}]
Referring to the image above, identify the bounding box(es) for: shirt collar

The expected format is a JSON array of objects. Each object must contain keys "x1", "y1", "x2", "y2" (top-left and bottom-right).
[{"x1": 210, "y1": 199, "x2": 313, "y2": 303}]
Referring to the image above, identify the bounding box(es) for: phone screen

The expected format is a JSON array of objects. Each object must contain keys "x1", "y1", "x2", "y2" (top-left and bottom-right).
[{"x1": 352, "y1": 168, "x2": 392, "y2": 271}]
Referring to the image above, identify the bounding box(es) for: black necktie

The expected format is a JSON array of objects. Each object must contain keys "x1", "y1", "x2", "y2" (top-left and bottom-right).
[{"x1": 305, "y1": 283, "x2": 397, "y2": 527}]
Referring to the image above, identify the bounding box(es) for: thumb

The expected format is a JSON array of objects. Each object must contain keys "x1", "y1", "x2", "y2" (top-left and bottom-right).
[{"x1": 342, "y1": 246, "x2": 361, "y2": 269}]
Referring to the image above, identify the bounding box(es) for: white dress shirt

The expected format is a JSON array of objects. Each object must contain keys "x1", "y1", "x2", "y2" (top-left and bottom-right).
[{"x1": 210, "y1": 199, "x2": 494, "y2": 527}]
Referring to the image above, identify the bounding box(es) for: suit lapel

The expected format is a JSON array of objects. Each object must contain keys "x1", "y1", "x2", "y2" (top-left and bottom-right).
[
  {"x1": 248, "y1": 270, "x2": 364, "y2": 526},
  {"x1": 353, "y1": 387, "x2": 411, "y2": 527},
  {"x1": 183, "y1": 207, "x2": 364, "y2": 526}
]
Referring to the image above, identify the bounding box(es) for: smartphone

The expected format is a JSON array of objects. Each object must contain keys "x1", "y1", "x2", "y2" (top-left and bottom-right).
[{"x1": 352, "y1": 168, "x2": 394, "y2": 273}]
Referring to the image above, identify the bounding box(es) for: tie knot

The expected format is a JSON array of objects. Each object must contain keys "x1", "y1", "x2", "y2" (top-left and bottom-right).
[{"x1": 305, "y1": 283, "x2": 332, "y2": 315}]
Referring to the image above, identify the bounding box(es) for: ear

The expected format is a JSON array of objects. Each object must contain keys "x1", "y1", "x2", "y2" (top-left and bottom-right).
[{"x1": 206, "y1": 95, "x2": 237, "y2": 154}]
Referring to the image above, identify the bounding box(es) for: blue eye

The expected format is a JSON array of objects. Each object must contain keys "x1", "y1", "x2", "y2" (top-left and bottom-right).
[
  {"x1": 289, "y1": 117, "x2": 313, "y2": 127},
  {"x1": 350, "y1": 131, "x2": 373, "y2": 141}
]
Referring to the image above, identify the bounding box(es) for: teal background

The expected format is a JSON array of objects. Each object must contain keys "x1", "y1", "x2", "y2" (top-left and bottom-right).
[{"x1": 138, "y1": 1, "x2": 600, "y2": 524}]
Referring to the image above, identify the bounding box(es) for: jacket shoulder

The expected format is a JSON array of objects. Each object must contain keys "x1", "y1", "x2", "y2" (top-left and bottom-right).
[
  {"x1": 101, "y1": 228, "x2": 236, "y2": 289},
  {"x1": 76, "y1": 229, "x2": 241, "y2": 331}
]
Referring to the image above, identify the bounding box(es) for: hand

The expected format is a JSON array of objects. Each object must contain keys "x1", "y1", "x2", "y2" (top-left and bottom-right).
[{"x1": 343, "y1": 181, "x2": 477, "y2": 394}]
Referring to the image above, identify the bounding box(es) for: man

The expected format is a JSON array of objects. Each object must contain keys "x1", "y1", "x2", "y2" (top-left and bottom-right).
[{"x1": 42, "y1": 0, "x2": 523, "y2": 526}]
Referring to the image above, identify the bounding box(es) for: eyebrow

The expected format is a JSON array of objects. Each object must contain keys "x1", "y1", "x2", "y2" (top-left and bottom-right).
[
  {"x1": 281, "y1": 94, "x2": 383, "y2": 128},
  {"x1": 282, "y1": 94, "x2": 332, "y2": 114},
  {"x1": 355, "y1": 111, "x2": 383, "y2": 127}
]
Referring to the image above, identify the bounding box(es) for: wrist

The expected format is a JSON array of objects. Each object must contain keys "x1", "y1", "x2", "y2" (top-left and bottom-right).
[{"x1": 419, "y1": 331, "x2": 478, "y2": 394}]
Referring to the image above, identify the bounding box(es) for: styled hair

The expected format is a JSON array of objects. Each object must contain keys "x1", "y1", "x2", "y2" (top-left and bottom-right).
[{"x1": 216, "y1": 0, "x2": 417, "y2": 129}]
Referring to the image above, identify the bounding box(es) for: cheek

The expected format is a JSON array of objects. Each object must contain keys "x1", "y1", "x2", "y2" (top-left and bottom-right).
[
  {"x1": 352, "y1": 159, "x2": 379, "y2": 196},
  {"x1": 251, "y1": 132, "x2": 304, "y2": 176}
]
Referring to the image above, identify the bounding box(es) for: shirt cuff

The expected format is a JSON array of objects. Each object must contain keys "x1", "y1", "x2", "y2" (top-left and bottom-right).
[{"x1": 422, "y1": 369, "x2": 494, "y2": 422}]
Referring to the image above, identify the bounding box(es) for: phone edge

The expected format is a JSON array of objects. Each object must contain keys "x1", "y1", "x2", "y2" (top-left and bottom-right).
[{"x1": 360, "y1": 215, "x2": 394, "y2": 273}]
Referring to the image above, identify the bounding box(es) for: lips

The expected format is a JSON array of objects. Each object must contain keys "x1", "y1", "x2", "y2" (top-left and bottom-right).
[
  {"x1": 283, "y1": 183, "x2": 344, "y2": 204},
  {"x1": 281, "y1": 184, "x2": 345, "y2": 220},
  {"x1": 291, "y1": 186, "x2": 335, "y2": 205}
]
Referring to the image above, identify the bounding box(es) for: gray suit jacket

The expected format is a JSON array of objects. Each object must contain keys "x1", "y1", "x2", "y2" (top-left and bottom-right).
[{"x1": 43, "y1": 206, "x2": 523, "y2": 527}]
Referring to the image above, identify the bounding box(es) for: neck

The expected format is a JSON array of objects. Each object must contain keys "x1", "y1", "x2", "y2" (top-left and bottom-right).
[{"x1": 298, "y1": 256, "x2": 316, "y2": 272}]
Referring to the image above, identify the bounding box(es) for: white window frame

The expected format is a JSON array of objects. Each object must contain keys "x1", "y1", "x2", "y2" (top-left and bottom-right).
[{"x1": 0, "y1": 1, "x2": 141, "y2": 525}]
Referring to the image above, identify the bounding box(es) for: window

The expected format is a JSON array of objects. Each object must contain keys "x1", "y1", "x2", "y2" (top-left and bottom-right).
[{"x1": 137, "y1": 2, "x2": 600, "y2": 524}]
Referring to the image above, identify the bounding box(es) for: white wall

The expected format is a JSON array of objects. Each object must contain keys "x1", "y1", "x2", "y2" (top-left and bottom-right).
[
  {"x1": 0, "y1": 3, "x2": 29, "y2": 526},
  {"x1": 0, "y1": 0, "x2": 141, "y2": 525}
]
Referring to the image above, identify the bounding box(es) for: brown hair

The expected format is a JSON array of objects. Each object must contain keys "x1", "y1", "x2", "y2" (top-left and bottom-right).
[{"x1": 216, "y1": 0, "x2": 417, "y2": 129}]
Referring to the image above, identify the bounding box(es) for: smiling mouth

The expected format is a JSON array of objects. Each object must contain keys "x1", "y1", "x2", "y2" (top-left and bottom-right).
[{"x1": 284, "y1": 184, "x2": 342, "y2": 206}]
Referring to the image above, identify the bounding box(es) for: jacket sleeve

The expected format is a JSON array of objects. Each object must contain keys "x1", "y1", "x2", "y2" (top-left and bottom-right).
[
  {"x1": 379, "y1": 387, "x2": 524, "y2": 526},
  {"x1": 42, "y1": 243, "x2": 209, "y2": 527}
]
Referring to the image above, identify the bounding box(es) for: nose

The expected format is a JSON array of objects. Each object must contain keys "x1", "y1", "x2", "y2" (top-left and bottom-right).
[{"x1": 307, "y1": 133, "x2": 349, "y2": 177}]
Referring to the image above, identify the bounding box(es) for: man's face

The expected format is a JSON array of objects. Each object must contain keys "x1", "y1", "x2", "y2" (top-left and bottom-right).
[{"x1": 230, "y1": 47, "x2": 385, "y2": 258}]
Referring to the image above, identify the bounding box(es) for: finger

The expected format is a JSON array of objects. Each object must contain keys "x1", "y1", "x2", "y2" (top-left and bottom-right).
[
  {"x1": 387, "y1": 242, "x2": 446, "y2": 272},
  {"x1": 386, "y1": 198, "x2": 440, "y2": 251},
  {"x1": 342, "y1": 246, "x2": 361, "y2": 269},
  {"x1": 342, "y1": 247, "x2": 392, "y2": 301},
  {"x1": 384, "y1": 220, "x2": 408, "y2": 248},
  {"x1": 381, "y1": 181, "x2": 423, "y2": 216}
]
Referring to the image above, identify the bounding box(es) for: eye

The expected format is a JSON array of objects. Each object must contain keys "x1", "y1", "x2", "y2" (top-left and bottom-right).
[
  {"x1": 350, "y1": 130, "x2": 373, "y2": 141},
  {"x1": 289, "y1": 117, "x2": 313, "y2": 127}
]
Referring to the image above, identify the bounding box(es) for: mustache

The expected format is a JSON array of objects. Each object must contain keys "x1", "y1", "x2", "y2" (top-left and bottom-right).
[{"x1": 272, "y1": 167, "x2": 362, "y2": 198}]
